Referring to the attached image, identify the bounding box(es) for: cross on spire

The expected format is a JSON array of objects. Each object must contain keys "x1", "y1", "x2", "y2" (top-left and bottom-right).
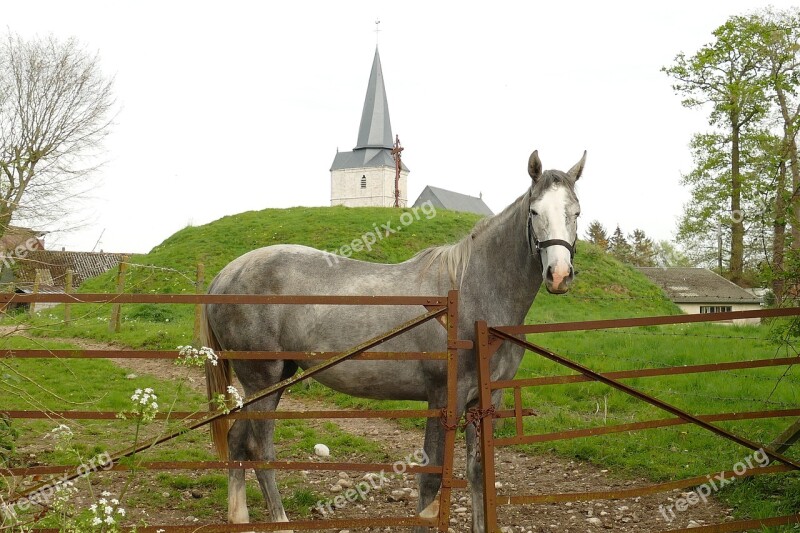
[{"x1": 375, "y1": 19, "x2": 381, "y2": 46}]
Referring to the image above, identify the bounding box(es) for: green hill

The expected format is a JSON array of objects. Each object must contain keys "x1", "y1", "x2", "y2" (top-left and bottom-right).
[{"x1": 31, "y1": 205, "x2": 677, "y2": 348}]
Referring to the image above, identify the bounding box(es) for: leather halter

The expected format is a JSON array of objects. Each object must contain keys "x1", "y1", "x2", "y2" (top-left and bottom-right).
[{"x1": 527, "y1": 210, "x2": 577, "y2": 260}]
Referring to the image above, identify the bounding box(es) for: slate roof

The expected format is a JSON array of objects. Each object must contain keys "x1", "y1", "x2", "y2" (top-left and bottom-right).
[
  {"x1": 635, "y1": 267, "x2": 761, "y2": 304},
  {"x1": 330, "y1": 147, "x2": 408, "y2": 171},
  {"x1": 330, "y1": 48, "x2": 409, "y2": 173},
  {"x1": 413, "y1": 185, "x2": 494, "y2": 216},
  {"x1": 356, "y1": 48, "x2": 393, "y2": 150},
  {"x1": 9, "y1": 250, "x2": 126, "y2": 291}
]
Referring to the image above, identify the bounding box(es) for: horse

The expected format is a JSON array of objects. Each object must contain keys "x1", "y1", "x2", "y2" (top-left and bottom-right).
[{"x1": 202, "y1": 149, "x2": 585, "y2": 532}]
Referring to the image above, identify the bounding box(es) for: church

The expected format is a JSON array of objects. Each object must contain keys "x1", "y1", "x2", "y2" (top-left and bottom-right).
[
  {"x1": 330, "y1": 47, "x2": 492, "y2": 216},
  {"x1": 329, "y1": 48, "x2": 408, "y2": 208}
]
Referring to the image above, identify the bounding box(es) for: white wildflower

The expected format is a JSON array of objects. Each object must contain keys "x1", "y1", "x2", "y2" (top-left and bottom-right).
[
  {"x1": 176, "y1": 345, "x2": 219, "y2": 367},
  {"x1": 226, "y1": 386, "x2": 244, "y2": 409},
  {"x1": 120, "y1": 387, "x2": 159, "y2": 423}
]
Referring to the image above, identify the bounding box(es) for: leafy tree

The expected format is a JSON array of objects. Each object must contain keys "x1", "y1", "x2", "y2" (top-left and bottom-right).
[
  {"x1": 608, "y1": 225, "x2": 633, "y2": 263},
  {"x1": 654, "y1": 240, "x2": 693, "y2": 267},
  {"x1": 664, "y1": 15, "x2": 769, "y2": 283},
  {"x1": 629, "y1": 229, "x2": 657, "y2": 267},
  {"x1": 750, "y1": 8, "x2": 800, "y2": 303},
  {"x1": 0, "y1": 32, "x2": 115, "y2": 238},
  {"x1": 584, "y1": 220, "x2": 609, "y2": 251}
]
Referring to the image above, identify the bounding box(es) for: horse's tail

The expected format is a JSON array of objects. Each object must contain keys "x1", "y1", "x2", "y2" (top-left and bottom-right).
[{"x1": 201, "y1": 304, "x2": 231, "y2": 460}]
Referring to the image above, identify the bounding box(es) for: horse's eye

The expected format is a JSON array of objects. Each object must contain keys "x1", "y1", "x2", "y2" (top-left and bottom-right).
[{"x1": 531, "y1": 210, "x2": 539, "y2": 217}]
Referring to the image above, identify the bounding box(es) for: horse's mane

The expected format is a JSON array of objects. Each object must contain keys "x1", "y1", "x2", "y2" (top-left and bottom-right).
[
  {"x1": 413, "y1": 215, "x2": 483, "y2": 289},
  {"x1": 413, "y1": 170, "x2": 576, "y2": 289}
]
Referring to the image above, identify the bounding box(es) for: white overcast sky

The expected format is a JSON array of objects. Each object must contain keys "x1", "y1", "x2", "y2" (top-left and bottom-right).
[{"x1": 5, "y1": 0, "x2": 796, "y2": 254}]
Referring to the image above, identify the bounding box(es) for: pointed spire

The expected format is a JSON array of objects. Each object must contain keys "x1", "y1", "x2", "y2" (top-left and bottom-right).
[{"x1": 354, "y1": 48, "x2": 394, "y2": 150}]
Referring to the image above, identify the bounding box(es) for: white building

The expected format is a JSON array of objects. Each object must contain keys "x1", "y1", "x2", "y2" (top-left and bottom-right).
[
  {"x1": 636, "y1": 267, "x2": 762, "y2": 325},
  {"x1": 330, "y1": 48, "x2": 408, "y2": 208}
]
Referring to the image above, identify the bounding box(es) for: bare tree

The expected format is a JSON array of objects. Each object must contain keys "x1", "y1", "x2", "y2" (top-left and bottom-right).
[{"x1": 0, "y1": 32, "x2": 114, "y2": 239}]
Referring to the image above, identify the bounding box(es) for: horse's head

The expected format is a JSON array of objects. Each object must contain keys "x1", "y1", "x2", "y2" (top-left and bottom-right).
[{"x1": 527, "y1": 150, "x2": 585, "y2": 294}]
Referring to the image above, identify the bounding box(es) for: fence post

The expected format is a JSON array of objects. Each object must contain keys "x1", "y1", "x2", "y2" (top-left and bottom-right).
[
  {"x1": 434, "y1": 290, "x2": 460, "y2": 532},
  {"x1": 193, "y1": 262, "x2": 205, "y2": 345},
  {"x1": 108, "y1": 255, "x2": 129, "y2": 333},
  {"x1": 475, "y1": 320, "x2": 499, "y2": 532},
  {"x1": 64, "y1": 269, "x2": 73, "y2": 325},
  {"x1": 29, "y1": 270, "x2": 41, "y2": 316}
]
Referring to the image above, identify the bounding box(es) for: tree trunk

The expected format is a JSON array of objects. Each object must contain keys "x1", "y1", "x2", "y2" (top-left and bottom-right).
[
  {"x1": 773, "y1": 161, "x2": 787, "y2": 305},
  {"x1": 729, "y1": 121, "x2": 745, "y2": 284}
]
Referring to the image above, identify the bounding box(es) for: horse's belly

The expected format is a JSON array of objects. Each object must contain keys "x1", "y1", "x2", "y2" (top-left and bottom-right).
[{"x1": 298, "y1": 359, "x2": 429, "y2": 401}]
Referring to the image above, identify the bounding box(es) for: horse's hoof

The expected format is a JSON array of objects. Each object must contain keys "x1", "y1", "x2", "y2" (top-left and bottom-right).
[{"x1": 419, "y1": 499, "x2": 440, "y2": 519}]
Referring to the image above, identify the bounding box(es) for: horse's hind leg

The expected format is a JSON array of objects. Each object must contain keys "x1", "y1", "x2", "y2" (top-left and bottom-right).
[
  {"x1": 228, "y1": 391, "x2": 293, "y2": 531},
  {"x1": 229, "y1": 360, "x2": 295, "y2": 532},
  {"x1": 227, "y1": 420, "x2": 252, "y2": 524},
  {"x1": 250, "y1": 406, "x2": 291, "y2": 527}
]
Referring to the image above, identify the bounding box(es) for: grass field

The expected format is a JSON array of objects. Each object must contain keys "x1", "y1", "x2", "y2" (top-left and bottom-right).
[{"x1": 2, "y1": 205, "x2": 799, "y2": 529}]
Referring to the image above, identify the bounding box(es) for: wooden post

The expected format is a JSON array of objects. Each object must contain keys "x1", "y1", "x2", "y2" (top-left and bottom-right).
[
  {"x1": 193, "y1": 262, "x2": 205, "y2": 345},
  {"x1": 29, "y1": 270, "x2": 41, "y2": 316},
  {"x1": 64, "y1": 269, "x2": 73, "y2": 326},
  {"x1": 108, "y1": 255, "x2": 129, "y2": 333}
]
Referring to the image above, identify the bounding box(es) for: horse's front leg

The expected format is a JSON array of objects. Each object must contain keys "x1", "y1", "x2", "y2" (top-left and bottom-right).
[
  {"x1": 465, "y1": 389, "x2": 503, "y2": 533},
  {"x1": 413, "y1": 412, "x2": 447, "y2": 533}
]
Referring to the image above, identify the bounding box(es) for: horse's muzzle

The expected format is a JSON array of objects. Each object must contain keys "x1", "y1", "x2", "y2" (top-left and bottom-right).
[{"x1": 545, "y1": 264, "x2": 574, "y2": 294}]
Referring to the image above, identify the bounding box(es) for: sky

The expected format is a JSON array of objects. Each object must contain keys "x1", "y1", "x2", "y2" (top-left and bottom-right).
[{"x1": 4, "y1": 0, "x2": 796, "y2": 254}]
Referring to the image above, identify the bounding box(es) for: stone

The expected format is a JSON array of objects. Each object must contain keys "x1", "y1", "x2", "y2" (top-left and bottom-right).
[
  {"x1": 587, "y1": 517, "x2": 602, "y2": 526},
  {"x1": 454, "y1": 506, "x2": 468, "y2": 514},
  {"x1": 314, "y1": 443, "x2": 330, "y2": 457}
]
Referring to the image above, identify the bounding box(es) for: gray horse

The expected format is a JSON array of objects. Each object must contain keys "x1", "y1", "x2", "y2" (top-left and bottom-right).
[{"x1": 203, "y1": 149, "x2": 585, "y2": 532}]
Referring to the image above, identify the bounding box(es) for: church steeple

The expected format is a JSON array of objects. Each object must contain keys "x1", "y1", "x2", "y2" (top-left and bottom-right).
[
  {"x1": 354, "y1": 48, "x2": 394, "y2": 150},
  {"x1": 330, "y1": 45, "x2": 408, "y2": 208}
]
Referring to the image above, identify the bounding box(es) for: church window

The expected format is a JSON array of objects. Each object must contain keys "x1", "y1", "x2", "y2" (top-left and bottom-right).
[{"x1": 361, "y1": 175, "x2": 367, "y2": 189}]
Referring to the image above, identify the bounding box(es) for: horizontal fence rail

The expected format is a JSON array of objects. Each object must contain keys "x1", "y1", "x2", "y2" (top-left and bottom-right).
[
  {"x1": 476, "y1": 306, "x2": 800, "y2": 532},
  {"x1": 0, "y1": 292, "x2": 449, "y2": 305}
]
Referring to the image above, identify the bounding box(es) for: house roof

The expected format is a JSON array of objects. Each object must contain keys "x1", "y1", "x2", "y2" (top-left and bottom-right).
[
  {"x1": 9, "y1": 250, "x2": 126, "y2": 291},
  {"x1": 635, "y1": 267, "x2": 761, "y2": 304},
  {"x1": 1, "y1": 226, "x2": 46, "y2": 252},
  {"x1": 413, "y1": 185, "x2": 494, "y2": 216}
]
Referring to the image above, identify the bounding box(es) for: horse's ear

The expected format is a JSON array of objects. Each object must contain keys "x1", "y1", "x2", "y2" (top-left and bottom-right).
[
  {"x1": 567, "y1": 150, "x2": 587, "y2": 181},
  {"x1": 528, "y1": 150, "x2": 543, "y2": 183}
]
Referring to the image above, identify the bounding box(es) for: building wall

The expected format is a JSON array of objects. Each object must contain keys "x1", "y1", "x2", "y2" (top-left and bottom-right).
[
  {"x1": 331, "y1": 166, "x2": 408, "y2": 208},
  {"x1": 676, "y1": 302, "x2": 762, "y2": 326}
]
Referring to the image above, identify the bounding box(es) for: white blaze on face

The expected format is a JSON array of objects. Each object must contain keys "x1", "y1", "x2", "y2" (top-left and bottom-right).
[{"x1": 532, "y1": 185, "x2": 578, "y2": 293}]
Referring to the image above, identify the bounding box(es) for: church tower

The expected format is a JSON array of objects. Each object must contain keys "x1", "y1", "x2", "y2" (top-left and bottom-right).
[{"x1": 330, "y1": 48, "x2": 409, "y2": 207}]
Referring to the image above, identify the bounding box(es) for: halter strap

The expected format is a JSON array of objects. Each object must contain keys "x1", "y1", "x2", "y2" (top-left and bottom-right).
[{"x1": 527, "y1": 211, "x2": 577, "y2": 260}]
